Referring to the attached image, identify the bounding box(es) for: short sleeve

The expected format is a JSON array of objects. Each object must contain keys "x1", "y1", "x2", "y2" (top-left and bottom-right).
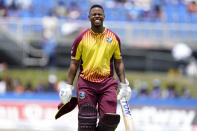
[
  {"x1": 71, "y1": 41, "x2": 83, "y2": 60},
  {"x1": 70, "y1": 32, "x2": 85, "y2": 60},
  {"x1": 113, "y1": 34, "x2": 122, "y2": 59}
]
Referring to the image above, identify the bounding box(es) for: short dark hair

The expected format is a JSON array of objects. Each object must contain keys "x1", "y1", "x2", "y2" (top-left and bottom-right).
[{"x1": 89, "y1": 4, "x2": 104, "y2": 14}]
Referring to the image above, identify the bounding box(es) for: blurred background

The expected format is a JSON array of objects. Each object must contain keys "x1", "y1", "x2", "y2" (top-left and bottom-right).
[{"x1": 0, "y1": 0, "x2": 197, "y2": 131}]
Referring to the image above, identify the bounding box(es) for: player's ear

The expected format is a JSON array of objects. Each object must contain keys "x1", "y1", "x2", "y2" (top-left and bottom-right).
[{"x1": 88, "y1": 14, "x2": 90, "y2": 21}]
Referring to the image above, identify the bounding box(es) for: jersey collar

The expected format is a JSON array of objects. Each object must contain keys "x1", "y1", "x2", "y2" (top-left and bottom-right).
[{"x1": 90, "y1": 27, "x2": 107, "y2": 35}]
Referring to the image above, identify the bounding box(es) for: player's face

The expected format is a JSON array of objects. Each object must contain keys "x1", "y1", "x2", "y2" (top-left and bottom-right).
[{"x1": 89, "y1": 7, "x2": 105, "y2": 27}]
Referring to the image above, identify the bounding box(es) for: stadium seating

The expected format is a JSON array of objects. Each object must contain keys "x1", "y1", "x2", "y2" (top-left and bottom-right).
[{"x1": 1, "y1": 0, "x2": 197, "y2": 23}]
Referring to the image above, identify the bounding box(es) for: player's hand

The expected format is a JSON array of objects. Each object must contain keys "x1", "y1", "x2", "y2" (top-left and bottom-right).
[
  {"x1": 58, "y1": 81, "x2": 74, "y2": 104},
  {"x1": 117, "y1": 79, "x2": 132, "y2": 101}
]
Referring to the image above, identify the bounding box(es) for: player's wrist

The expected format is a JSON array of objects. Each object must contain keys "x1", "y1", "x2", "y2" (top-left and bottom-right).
[
  {"x1": 58, "y1": 81, "x2": 74, "y2": 91},
  {"x1": 119, "y1": 79, "x2": 129, "y2": 88}
]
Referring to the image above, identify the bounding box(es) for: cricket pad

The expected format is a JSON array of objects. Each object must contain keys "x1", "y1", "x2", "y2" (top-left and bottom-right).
[
  {"x1": 55, "y1": 97, "x2": 78, "y2": 119},
  {"x1": 97, "y1": 113, "x2": 120, "y2": 131}
]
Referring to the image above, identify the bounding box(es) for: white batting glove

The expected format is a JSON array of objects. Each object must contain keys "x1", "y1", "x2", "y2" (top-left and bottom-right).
[
  {"x1": 117, "y1": 79, "x2": 132, "y2": 101},
  {"x1": 58, "y1": 81, "x2": 74, "y2": 104}
]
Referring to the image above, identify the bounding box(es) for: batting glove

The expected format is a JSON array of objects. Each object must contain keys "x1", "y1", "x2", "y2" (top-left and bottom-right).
[
  {"x1": 58, "y1": 81, "x2": 74, "y2": 104},
  {"x1": 117, "y1": 79, "x2": 132, "y2": 101}
]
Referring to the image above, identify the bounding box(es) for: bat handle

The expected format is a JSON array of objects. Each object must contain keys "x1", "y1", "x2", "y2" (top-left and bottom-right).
[{"x1": 120, "y1": 97, "x2": 127, "y2": 103}]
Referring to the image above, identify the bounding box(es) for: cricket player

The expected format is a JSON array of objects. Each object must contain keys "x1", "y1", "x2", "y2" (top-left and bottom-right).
[{"x1": 58, "y1": 4, "x2": 131, "y2": 131}]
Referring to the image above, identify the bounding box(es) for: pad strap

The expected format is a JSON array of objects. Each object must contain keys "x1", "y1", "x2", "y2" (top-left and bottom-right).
[{"x1": 78, "y1": 104, "x2": 97, "y2": 131}]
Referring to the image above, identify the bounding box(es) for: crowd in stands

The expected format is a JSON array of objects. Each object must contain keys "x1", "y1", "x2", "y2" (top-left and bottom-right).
[
  {"x1": 131, "y1": 78, "x2": 191, "y2": 99},
  {"x1": 0, "y1": 74, "x2": 58, "y2": 94},
  {"x1": 0, "y1": 0, "x2": 197, "y2": 23},
  {"x1": 0, "y1": 73, "x2": 191, "y2": 99}
]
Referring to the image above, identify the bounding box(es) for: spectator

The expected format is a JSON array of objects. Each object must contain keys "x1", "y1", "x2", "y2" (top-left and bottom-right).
[
  {"x1": 7, "y1": 0, "x2": 18, "y2": 10},
  {"x1": 35, "y1": 81, "x2": 45, "y2": 93},
  {"x1": 165, "y1": 83, "x2": 179, "y2": 98},
  {"x1": 5, "y1": 77, "x2": 14, "y2": 92},
  {"x1": 13, "y1": 79, "x2": 24, "y2": 94},
  {"x1": 44, "y1": 74, "x2": 58, "y2": 92},
  {"x1": 6, "y1": 0, "x2": 19, "y2": 17},
  {"x1": 25, "y1": 81, "x2": 34, "y2": 93},
  {"x1": 115, "y1": 0, "x2": 127, "y2": 3},
  {"x1": 180, "y1": 86, "x2": 191, "y2": 98},
  {"x1": 172, "y1": 43, "x2": 192, "y2": 75},
  {"x1": 41, "y1": 34, "x2": 57, "y2": 68},
  {"x1": 42, "y1": 12, "x2": 58, "y2": 42},
  {"x1": 0, "y1": 62, "x2": 7, "y2": 72},
  {"x1": 126, "y1": 1, "x2": 142, "y2": 21},
  {"x1": 150, "y1": 4, "x2": 162, "y2": 22},
  {"x1": 17, "y1": 0, "x2": 34, "y2": 18},
  {"x1": 186, "y1": 57, "x2": 197, "y2": 78},
  {"x1": 187, "y1": 1, "x2": 197, "y2": 13},
  {"x1": 150, "y1": 78, "x2": 162, "y2": 98},
  {"x1": 0, "y1": 77, "x2": 6, "y2": 94},
  {"x1": 53, "y1": 1, "x2": 67, "y2": 19},
  {"x1": 0, "y1": 0, "x2": 8, "y2": 17},
  {"x1": 67, "y1": 2, "x2": 82, "y2": 20},
  {"x1": 138, "y1": 81, "x2": 149, "y2": 97},
  {"x1": 17, "y1": 0, "x2": 32, "y2": 10},
  {"x1": 41, "y1": 12, "x2": 58, "y2": 68}
]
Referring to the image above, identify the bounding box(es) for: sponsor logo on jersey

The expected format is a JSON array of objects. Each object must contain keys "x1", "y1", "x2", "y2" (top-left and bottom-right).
[{"x1": 106, "y1": 37, "x2": 112, "y2": 43}]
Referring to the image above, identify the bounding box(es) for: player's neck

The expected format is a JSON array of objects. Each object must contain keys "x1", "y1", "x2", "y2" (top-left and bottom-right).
[{"x1": 91, "y1": 26, "x2": 105, "y2": 34}]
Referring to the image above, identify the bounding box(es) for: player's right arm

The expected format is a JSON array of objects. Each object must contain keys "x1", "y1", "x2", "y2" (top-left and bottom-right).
[
  {"x1": 58, "y1": 52, "x2": 80, "y2": 104},
  {"x1": 58, "y1": 32, "x2": 83, "y2": 104},
  {"x1": 67, "y1": 59, "x2": 80, "y2": 85},
  {"x1": 67, "y1": 30, "x2": 85, "y2": 85}
]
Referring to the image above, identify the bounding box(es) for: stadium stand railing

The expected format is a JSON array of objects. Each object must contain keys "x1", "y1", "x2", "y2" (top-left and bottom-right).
[{"x1": 0, "y1": 18, "x2": 197, "y2": 69}]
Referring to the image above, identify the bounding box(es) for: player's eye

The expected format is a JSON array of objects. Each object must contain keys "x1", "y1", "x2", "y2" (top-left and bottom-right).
[{"x1": 92, "y1": 13, "x2": 103, "y2": 16}]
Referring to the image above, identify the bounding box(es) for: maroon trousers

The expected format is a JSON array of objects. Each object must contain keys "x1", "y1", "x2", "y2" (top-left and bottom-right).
[{"x1": 76, "y1": 76, "x2": 118, "y2": 117}]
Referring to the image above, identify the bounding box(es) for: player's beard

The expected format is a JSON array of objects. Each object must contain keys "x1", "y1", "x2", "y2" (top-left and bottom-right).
[
  {"x1": 92, "y1": 19, "x2": 103, "y2": 27},
  {"x1": 93, "y1": 22, "x2": 103, "y2": 28},
  {"x1": 94, "y1": 24, "x2": 102, "y2": 28}
]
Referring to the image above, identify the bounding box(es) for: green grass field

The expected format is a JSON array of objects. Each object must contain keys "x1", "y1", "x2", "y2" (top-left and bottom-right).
[{"x1": 0, "y1": 68, "x2": 197, "y2": 98}]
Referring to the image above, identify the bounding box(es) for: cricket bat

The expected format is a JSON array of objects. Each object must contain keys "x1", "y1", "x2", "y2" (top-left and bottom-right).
[{"x1": 119, "y1": 97, "x2": 135, "y2": 131}]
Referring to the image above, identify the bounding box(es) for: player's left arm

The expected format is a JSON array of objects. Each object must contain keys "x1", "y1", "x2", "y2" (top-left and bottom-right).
[
  {"x1": 114, "y1": 59, "x2": 126, "y2": 83},
  {"x1": 113, "y1": 34, "x2": 126, "y2": 83},
  {"x1": 113, "y1": 38, "x2": 131, "y2": 100}
]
